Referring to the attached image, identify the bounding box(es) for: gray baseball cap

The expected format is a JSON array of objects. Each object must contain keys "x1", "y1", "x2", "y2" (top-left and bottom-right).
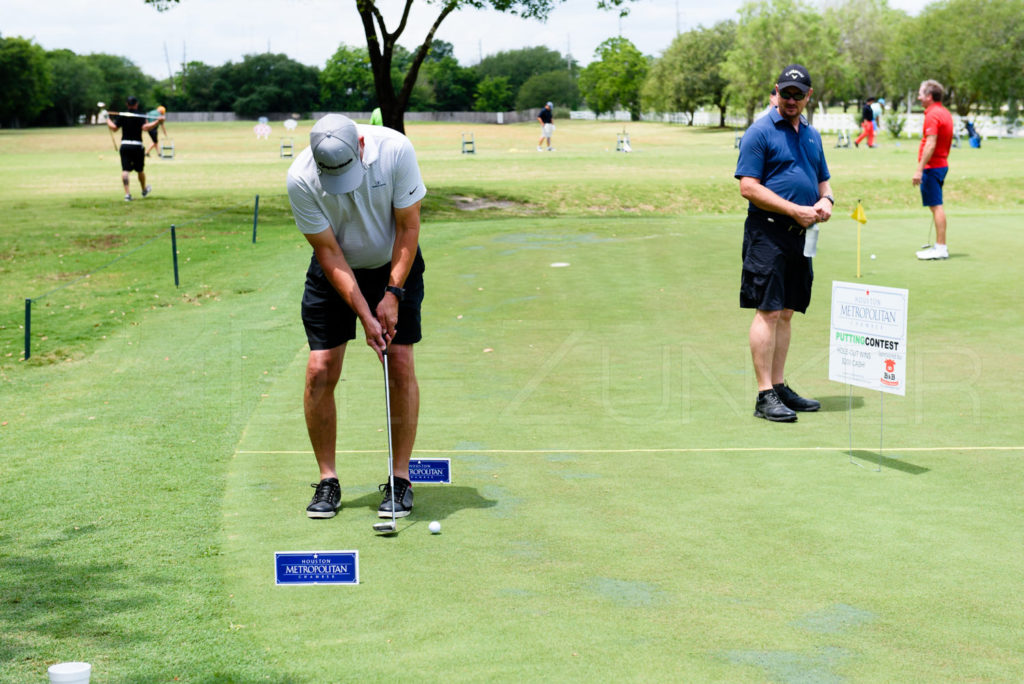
[{"x1": 310, "y1": 114, "x2": 365, "y2": 194}]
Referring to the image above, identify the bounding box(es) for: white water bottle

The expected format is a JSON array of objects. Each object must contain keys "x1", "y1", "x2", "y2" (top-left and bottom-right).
[{"x1": 803, "y1": 224, "x2": 819, "y2": 258}]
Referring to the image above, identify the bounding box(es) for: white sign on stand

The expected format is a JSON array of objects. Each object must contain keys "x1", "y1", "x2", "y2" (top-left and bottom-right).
[{"x1": 829, "y1": 281, "x2": 908, "y2": 395}]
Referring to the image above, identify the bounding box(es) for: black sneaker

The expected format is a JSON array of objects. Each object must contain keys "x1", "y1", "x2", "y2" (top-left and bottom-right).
[
  {"x1": 378, "y1": 477, "x2": 413, "y2": 518},
  {"x1": 754, "y1": 389, "x2": 798, "y2": 422},
  {"x1": 773, "y1": 382, "x2": 821, "y2": 412},
  {"x1": 306, "y1": 478, "x2": 341, "y2": 518}
]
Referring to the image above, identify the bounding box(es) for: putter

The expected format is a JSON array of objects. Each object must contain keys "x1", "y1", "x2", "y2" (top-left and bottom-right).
[
  {"x1": 372, "y1": 345, "x2": 398, "y2": 535},
  {"x1": 922, "y1": 217, "x2": 934, "y2": 249}
]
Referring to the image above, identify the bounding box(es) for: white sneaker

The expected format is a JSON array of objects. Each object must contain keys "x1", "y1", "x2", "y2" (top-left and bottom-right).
[
  {"x1": 916, "y1": 245, "x2": 948, "y2": 260},
  {"x1": 537, "y1": 146, "x2": 543, "y2": 151}
]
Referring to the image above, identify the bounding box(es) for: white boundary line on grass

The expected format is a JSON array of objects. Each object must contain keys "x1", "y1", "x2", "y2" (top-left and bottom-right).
[{"x1": 237, "y1": 446, "x2": 1024, "y2": 455}]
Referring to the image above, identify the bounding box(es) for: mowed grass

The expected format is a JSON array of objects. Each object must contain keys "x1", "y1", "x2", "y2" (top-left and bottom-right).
[{"x1": 1, "y1": 121, "x2": 1023, "y2": 682}]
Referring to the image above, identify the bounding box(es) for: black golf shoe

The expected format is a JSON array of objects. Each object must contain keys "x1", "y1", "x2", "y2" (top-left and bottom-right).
[
  {"x1": 754, "y1": 389, "x2": 798, "y2": 422},
  {"x1": 773, "y1": 382, "x2": 821, "y2": 412},
  {"x1": 306, "y1": 477, "x2": 341, "y2": 518},
  {"x1": 378, "y1": 477, "x2": 413, "y2": 518}
]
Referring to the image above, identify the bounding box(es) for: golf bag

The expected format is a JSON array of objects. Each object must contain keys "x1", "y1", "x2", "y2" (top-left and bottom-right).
[{"x1": 965, "y1": 120, "x2": 981, "y2": 148}]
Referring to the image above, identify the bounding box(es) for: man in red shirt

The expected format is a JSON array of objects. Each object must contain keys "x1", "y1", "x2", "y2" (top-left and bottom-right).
[{"x1": 913, "y1": 80, "x2": 954, "y2": 260}]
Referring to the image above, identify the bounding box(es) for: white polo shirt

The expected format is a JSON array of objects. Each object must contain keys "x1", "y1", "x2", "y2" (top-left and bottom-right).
[{"x1": 287, "y1": 124, "x2": 426, "y2": 269}]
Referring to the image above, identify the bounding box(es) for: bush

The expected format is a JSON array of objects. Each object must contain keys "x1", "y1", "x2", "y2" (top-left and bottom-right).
[{"x1": 884, "y1": 111, "x2": 905, "y2": 138}]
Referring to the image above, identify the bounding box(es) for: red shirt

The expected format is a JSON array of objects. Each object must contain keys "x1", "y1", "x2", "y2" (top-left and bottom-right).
[{"x1": 919, "y1": 102, "x2": 954, "y2": 169}]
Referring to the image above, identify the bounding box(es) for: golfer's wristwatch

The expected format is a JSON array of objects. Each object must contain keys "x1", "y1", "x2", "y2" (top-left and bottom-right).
[
  {"x1": 385, "y1": 285, "x2": 406, "y2": 302},
  {"x1": 822, "y1": 194, "x2": 835, "y2": 205}
]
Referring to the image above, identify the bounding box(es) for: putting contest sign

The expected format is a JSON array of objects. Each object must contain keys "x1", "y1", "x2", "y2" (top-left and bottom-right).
[{"x1": 828, "y1": 281, "x2": 909, "y2": 395}]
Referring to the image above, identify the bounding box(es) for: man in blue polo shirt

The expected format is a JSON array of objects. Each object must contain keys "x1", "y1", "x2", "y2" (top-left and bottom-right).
[{"x1": 735, "y1": 64, "x2": 834, "y2": 422}]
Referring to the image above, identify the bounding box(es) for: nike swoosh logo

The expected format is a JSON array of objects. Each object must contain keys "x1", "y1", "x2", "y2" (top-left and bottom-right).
[{"x1": 409, "y1": 187, "x2": 417, "y2": 195}]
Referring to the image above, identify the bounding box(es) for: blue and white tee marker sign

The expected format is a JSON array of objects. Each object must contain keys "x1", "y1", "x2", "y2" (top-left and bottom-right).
[
  {"x1": 275, "y1": 551, "x2": 359, "y2": 585},
  {"x1": 408, "y1": 458, "x2": 451, "y2": 484}
]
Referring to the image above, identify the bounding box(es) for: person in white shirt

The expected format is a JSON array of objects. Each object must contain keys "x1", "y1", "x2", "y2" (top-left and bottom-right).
[{"x1": 287, "y1": 114, "x2": 427, "y2": 522}]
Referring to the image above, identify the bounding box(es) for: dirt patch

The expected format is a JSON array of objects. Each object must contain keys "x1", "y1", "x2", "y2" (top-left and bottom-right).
[{"x1": 452, "y1": 195, "x2": 521, "y2": 212}]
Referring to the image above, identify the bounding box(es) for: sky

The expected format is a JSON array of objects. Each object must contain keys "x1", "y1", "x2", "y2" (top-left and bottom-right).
[{"x1": 5, "y1": 0, "x2": 929, "y2": 80}]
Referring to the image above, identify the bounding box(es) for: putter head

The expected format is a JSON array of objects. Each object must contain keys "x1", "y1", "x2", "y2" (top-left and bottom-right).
[{"x1": 372, "y1": 520, "x2": 397, "y2": 535}]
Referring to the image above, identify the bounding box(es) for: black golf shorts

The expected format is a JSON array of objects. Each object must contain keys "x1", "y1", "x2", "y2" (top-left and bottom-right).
[
  {"x1": 739, "y1": 213, "x2": 813, "y2": 313},
  {"x1": 301, "y1": 247, "x2": 425, "y2": 350},
  {"x1": 120, "y1": 144, "x2": 145, "y2": 172}
]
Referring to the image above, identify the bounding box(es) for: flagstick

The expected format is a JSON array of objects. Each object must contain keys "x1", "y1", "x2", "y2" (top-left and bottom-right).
[{"x1": 857, "y1": 222, "x2": 862, "y2": 278}]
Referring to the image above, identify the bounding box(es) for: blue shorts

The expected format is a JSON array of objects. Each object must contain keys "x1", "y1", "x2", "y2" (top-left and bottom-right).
[
  {"x1": 920, "y1": 166, "x2": 948, "y2": 207},
  {"x1": 301, "y1": 247, "x2": 425, "y2": 350}
]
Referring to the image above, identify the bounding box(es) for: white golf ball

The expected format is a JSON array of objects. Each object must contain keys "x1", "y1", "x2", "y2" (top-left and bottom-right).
[
  {"x1": 429, "y1": 520, "x2": 441, "y2": 534},
  {"x1": 870, "y1": 254, "x2": 877, "y2": 260}
]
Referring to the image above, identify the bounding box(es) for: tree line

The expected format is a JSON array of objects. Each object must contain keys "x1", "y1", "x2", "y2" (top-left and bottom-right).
[{"x1": 3, "y1": 0, "x2": 1022, "y2": 129}]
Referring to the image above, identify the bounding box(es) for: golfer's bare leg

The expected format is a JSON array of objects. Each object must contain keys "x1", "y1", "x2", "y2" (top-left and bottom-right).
[
  {"x1": 771, "y1": 309, "x2": 795, "y2": 386},
  {"x1": 305, "y1": 345, "x2": 345, "y2": 481},
  {"x1": 139, "y1": 171, "x2": 147, "y2": 192},
  {"x1": 931, "y1": 204, "x2": 947, "y2": 245},
  {"x1": 385, "y1": 344, "x2": 419, "y2": 481},
  {"x1": 750, "y1": 309, "x2": 781, "y2": 391},
  {"x1": 121, "y1": 171, "x2": 131, "y2": 194}
]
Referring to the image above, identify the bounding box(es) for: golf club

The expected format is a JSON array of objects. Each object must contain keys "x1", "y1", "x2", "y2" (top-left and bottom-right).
[
  {"x1": 922, "y1": 216, "x2": 935, "y2": 249},
  {"x1": 105, "y1": 110, "x2": 151, "y2": 118},
  {"x1": 372, "y1": 345, "x2": 398, "y2": 535}
]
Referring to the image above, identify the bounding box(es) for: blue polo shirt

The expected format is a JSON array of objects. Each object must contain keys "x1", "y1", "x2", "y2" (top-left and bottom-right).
[{"x1": 735, "y1": 108, "x2": 830, "y2": 213}]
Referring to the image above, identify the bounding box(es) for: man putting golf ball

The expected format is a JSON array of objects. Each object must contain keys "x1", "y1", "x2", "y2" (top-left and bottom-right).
[{"x1": 287, "y1": 113, "x2": 427, "y2": 529}]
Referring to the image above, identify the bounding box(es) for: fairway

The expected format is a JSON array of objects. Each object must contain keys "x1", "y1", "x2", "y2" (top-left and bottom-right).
[{"x1": 2, "y1": 121, "x2": 1024, "y2": 682}]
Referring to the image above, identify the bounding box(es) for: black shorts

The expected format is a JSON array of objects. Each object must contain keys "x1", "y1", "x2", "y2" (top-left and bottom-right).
[
  {"x1": 301, "y1": 247, "x2": 425, "y2": 350},
  {"x1": 739, "y1": 213, "x2": 813, "y2": 313},
  {"x1": 120, "y1": 144, "x2": 145, "y2": 172},
  {"x1": 148, "y1": 128, "x2": 159, "y2": 143}
]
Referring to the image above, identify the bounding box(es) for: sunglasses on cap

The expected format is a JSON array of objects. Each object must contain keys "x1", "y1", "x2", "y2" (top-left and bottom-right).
[{"x1": 779, "y1": 89, "x2": 807, "y2": 102}]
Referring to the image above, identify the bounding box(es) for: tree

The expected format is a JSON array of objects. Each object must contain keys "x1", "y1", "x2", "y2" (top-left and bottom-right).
[
  {"x1": 419, "y1": 54, "x2": 479, "y2": 111},
  {"x1": 320, "y1": 44, "x2": 378, "y2": 110},
  {"x1": 86, "y1": 53, "x2": 156, "y2": 112},
  {"x1": 515, "y1": 70, "x2": 579, "y2": 110},
  {"x1": 722, "y1": 0, "x2": 841, "y2": 125},
  {"x1": 0, "y1": 36, "x2": 52, "y2": 127},
  {"x1": 823, "y1": 0, "x2": 903, "y2": 107},
  {"x1": 643, "y1": 21, "x2": 734, "y2": 126},
  {"x1": 219, "y1": 53, "x2": 320, "y2": 116},
  {"x1": 579, "y1": 37, "x2": 648, "y2": 120},
  {"x1": 882, "y1": 0, "x2": 1024, "y2": 116},
  {"x1": 42, "y1": 49, "x2": 105, "y2": 126},
  {"x1": 144, "y1": 0, "x2": 634, "y2": 132},
  {"x1": 473, "y1": 76, "x2": 513, "y2": 111},
  {"x1": 476, "y1": 46, "x2": 569, "y2": 97}
]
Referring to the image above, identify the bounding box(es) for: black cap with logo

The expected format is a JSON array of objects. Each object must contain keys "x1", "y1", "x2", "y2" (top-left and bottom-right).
[{"x1": 777, "y1": 65, "x2": 812, "y2": 93}]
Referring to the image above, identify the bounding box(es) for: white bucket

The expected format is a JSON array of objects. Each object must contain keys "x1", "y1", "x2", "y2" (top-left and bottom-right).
[{"x1": 47, "y1": 662, "x2": 91, "y2": 683}]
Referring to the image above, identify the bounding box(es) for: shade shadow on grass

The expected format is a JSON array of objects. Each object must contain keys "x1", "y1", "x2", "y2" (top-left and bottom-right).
[
  {"x1": 817, "y1": 395, "x2": 865, "y2": 412},
  {"x1": 0, "y1": 549, "x2": 158, "y2": 664},
  {"x1": 845, "y1": 449, "x2": 930, "y2": 475},
  {"x1": 345, "y1": 485, "x2": 497, "y2": 521}
]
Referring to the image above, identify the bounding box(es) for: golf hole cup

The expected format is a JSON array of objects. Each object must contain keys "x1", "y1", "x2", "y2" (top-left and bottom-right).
[{"x1": 48, "y1": 662, "x2": 91, "y2": 683}]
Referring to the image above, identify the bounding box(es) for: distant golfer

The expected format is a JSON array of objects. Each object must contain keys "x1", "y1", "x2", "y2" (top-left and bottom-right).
[
  {"x1": 107, "y1": 96, "x2": 162, "y2": 201},
  {"x1": 854, "y1": 97, "x2": 875, "y2": 148},
  {"x1": 145, "y1": 105, "x2": 168, "y2": 158},
  {"x1": 286, "y1": 113, "x2": 427, "y2": 521},
  {"x1": 537, "y1": 101, "x2": 554, "y2": 151},
  {"x1": 913, "y1": 80, "x2": 954, "y2": 260},
  {"x1": 735, "y1": 64, "x2": 833, "y2": 422}
]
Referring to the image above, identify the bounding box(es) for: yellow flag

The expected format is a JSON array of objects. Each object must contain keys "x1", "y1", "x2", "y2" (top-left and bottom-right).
[{"x1": 850, "y1": 201, "x2": 867, "y2": 224}]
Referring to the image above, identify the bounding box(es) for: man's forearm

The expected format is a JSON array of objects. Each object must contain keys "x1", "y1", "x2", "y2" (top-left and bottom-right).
[{"x1": 918, "y1": 136, "x2": 936, "y2": 170}]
